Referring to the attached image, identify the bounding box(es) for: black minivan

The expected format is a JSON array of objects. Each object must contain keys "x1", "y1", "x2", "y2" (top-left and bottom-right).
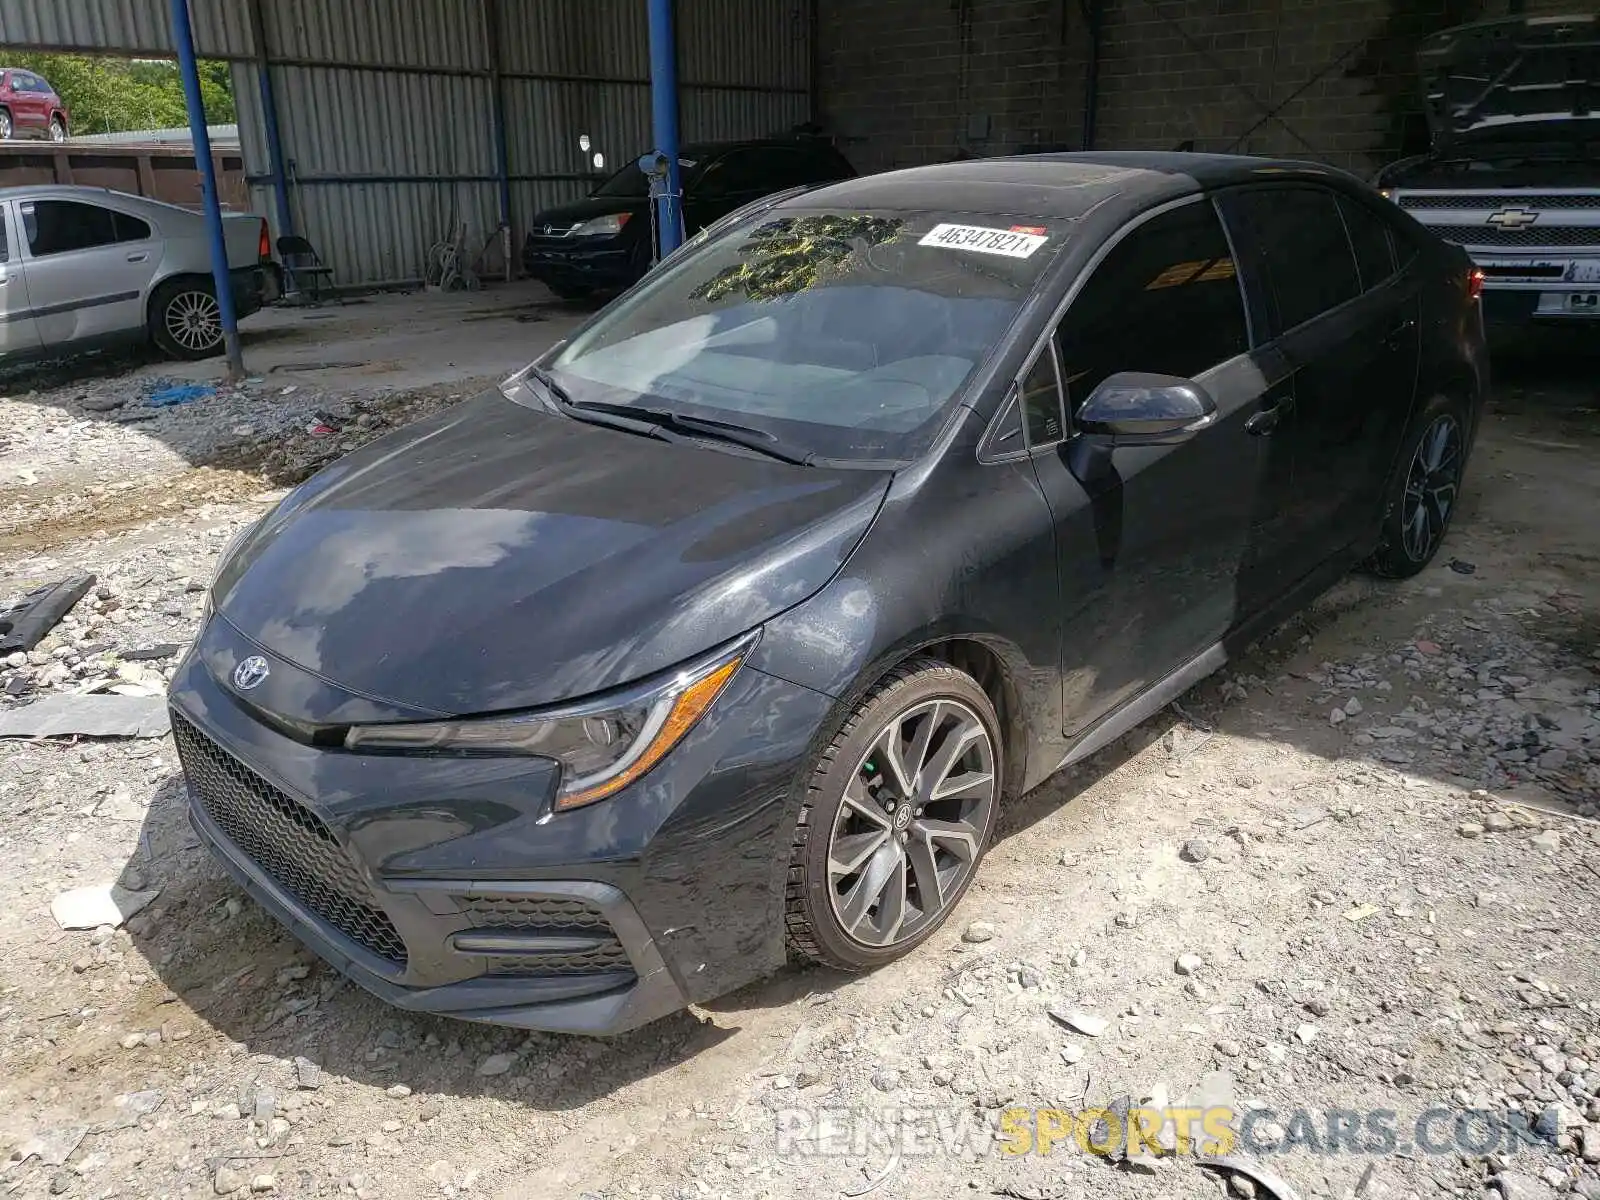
[
  {"x1": 521, "y1": 134, "x2": 856, "y2": 298},
  {"x1": 175, "y1": 153, "x2": 1487, "y2": 1036}
]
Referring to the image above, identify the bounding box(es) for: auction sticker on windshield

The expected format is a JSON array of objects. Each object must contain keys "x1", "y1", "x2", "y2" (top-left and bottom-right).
[{"x1": 919, "y1": 223, "x2": 1049, "y2": 259}]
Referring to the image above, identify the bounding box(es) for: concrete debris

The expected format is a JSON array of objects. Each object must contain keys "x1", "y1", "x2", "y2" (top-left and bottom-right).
[
  {"x1": 0, "y1": 693, "x2": 170, "y2": 739},
  {"x1": 50, "y1": 883, "x2": 160, "y2": 930}
]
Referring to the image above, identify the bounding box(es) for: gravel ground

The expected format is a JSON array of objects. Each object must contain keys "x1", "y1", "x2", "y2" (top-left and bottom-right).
[{"x1": 0, "y1": 347, "x2": 1596, "y2": 1200}]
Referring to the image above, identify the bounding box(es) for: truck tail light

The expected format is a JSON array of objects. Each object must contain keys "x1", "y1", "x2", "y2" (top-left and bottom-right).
[
  {"x1": 258, "y1": 219, "x2": 272, "y2": 262},
  {"x1": 1467, "y1": 267, "x2": 1485, "y2": 301}
]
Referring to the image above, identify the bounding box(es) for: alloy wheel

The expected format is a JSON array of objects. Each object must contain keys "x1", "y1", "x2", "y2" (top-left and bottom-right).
[
  {"x1": 49, "y1": 119, "x2": 65, "y2": 143},
  {"x1": 165, "y1": 290, "x2": 222, "y2": 353},
  {"x1": 1400, "y1": 413, "x2": 1463, "y2": 563},
  {"x1": 826, "y1": 698, "x2": 996, "y2": 948},
  {"x1": 0, "y1": 112, "x2": 11, "y2": 140}
]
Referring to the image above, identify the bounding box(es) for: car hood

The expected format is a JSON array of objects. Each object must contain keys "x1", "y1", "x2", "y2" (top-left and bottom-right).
[
  {"x1": 1420, "y1": 14, "x2": 1600, "y2": 151},
  {"x1": 212, "y1": 392, "x2": 889, "y2": 717},
  {"x1": 526, "y1": 195, "x2": 648, "y2": 236}
]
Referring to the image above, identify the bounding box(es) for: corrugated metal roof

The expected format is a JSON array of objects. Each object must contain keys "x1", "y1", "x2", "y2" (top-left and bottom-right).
[{"x1": 0, "y1": 0, "x2": 251, "y2": 56}]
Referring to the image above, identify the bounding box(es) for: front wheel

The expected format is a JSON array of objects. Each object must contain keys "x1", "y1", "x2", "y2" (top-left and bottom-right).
[
  {"x1": 150, "y1": 278, "x2": 225, "y2": 360},
  {"x1": 48, "y1": 116, "x2": 66, "y2": 143},
  {"x1": 1364, "y1": 395, "x2": 1470, "y2": 579},
  {"x1": 785, "y1": 658, "x2": 1002, "y2": 971}
]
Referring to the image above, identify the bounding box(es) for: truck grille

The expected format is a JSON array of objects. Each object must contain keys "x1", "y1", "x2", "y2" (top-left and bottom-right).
[
  {"x1": 1398, "y1": 194, "x2": 1595, "y2": 211},
  {"x1": 455, "y1": 894, "x2": 633, "y2": 977},
  {"x1": 1425, "y1": 225, "x2": 1600, "y2": 249},
  {"x1": 173, "y1": 712, "x2": 408, "y2": 966}
]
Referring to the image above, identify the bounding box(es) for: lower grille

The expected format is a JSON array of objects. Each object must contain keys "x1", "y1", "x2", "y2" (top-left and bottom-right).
[
  {"x1": 455, "y1": 894, "x2": 632, "y2": 977},
  {"x1": 173, "y1": 712, "x2": 408, "y2": 966},
  {"x1": 1424, "y1": 225, "x2": 1600, "y2": 249}
]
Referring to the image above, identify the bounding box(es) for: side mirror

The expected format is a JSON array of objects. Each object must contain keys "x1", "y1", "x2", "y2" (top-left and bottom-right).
[{"x1": 1077, "y1": 372, "x2": 1217, "y2": 443}]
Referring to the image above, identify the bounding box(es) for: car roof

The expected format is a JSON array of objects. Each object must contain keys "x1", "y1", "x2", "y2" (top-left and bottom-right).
[
  {"x1": 783, "y1": 152, "x2": 1359, "y2": 219},
  {"x1": 679, "y1": 136, "x2": 843, "y2": 159},
  {"x1": 0, "y1": 185, "x2": 133, "y2": 202}
]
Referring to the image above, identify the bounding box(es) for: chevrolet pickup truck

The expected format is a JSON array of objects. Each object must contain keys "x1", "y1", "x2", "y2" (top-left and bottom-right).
[{"x1": 1375, "y1": 13, "x2": 1599, "y2": 324}]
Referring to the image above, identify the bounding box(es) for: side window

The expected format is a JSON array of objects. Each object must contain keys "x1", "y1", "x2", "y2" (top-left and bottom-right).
[
  {"x1": 1019, "y1": 345, "x2": 1065, "y2": 446},
  {"x1": 1226, "y1": 187, "x2": 1361, "y2": 331},
  {"x1": 24, "y1": 201, "x2": 122, "y2": 257},
  {"x1": 699, "y1": 151, "x2": 765, "y2": 197},
  {"x1": 114, "y1": 211, "x2": 153, "y2": 241},
  {"x1": 1339, "y1": 197, "x2": 1397, "y2": 291},
  {"x1": 1055, "y1": 201, "x2": 1249, "y2": 408},
  {"x1": 0, "y1": 208, "x2": 8, "y2": 264}
]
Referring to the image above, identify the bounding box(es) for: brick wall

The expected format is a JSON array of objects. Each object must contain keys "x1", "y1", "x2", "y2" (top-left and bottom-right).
[{"x1": 817, "y1": 0, "x2": 1577, "y2": 182}]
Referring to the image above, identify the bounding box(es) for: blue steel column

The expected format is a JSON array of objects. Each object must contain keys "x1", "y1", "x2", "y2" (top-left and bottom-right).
[
  {"x1": 248, "y1": 0, "x2": 295, "y2": 243},
  {"x1": 647, "y1": 0, "x2": 684, "y2": 256},
  {"x1": 169, "y1": 0, "x2": 245, "y2": 378}
]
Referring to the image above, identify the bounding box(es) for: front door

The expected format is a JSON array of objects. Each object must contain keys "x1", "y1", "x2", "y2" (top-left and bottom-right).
[
  {"x1": 18, "y1": 198, "x2": 158, "y2": 346},
  {"x1": 0, "y1": 203, "x2": 42, "y2": 358},
  {"x1": 1020, "y1": 197, "x2": 1287, "y2": 737}
]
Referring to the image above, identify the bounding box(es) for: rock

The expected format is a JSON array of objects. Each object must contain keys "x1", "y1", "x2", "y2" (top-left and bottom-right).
[
  {"x1": 1582, "y1": 1125, "x2": 1600, "y2": 1163},
  {"x1": 476, "y1": 1052, "x2": 516, "y2": 1077},
  {"x1": 1296, "y1": 1023, "x2": 1319, "y2": 1044},
  {"x1": 1061, "y1": 1044, "x2": 1084, "y2": 1065},
  {"x1": 1048, "y1": 1007, "x2": 1108, "y2": 1037},
  {"x1": 1175, "y1": 953, "x2": 1203, "y2": 976},
  {"x1": 293, "y1": 1057, "x2": 322, "y2": 1090},
  {"x1": 961, "y1": 920, "x2": 994, "y2": 944},
  {"x1": 794, "y1": 1066, "x2": 823, "y2": 1089},
  {"x1": 870, "y1": 1066, "x2": 901, "y2": 1092},
  {"x1": 49, "y1": 1172, "x2": 72, "y2": 1195},
  {"x1": 1329, "y1": 707, "x2": 1347, "y2": 726},
  {"x1": 1214, "y1": 1039, "x2": 1242, "y2": 1058},
  {"x1": 1305, "y1": 997, "x2": 1332, "y2": 1017},
  {"x1": 214, "y1": 1165, "x2": 246, "y2": 1195},
  {"x1": 1179, "y1": 839, "x2": 1210, "y2": 864},
  {"x1": 1459, "y1": 822, "x2": 1485, "y2": 839},
  {"x1": 249, "y1": 1175, "x2": 276, "y2": 1193},
  {"x1": 1492, "y1": 1171, "x2": 1557, "y2": 1200},
  {"x1": 1484, "y1": 812, "x2": 1514, "y2": 833},
  {"x1": 1531, "y1": 830, "x2": 1562, "y2": 852},
  {"x1": 1228, "y1": 1174, "x2": 1257, "y2": 1199},
  {"x1": 384, "y1": 1085, "x2": 411, "y2": 1100},
  {"x1": 115, "y1": 1089, "x2": 164, "y2": 1119},
  {"x1": 1345, "y1": 697, "x2": 1364, "y2": 716}
]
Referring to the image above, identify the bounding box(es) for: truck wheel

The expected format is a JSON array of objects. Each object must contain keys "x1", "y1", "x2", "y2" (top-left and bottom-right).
[{"x1": 151, "y1": 279, "x2": 225, "y2": 360}]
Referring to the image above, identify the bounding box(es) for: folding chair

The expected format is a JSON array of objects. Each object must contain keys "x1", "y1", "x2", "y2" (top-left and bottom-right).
[{"x1": 277, "y1": 234, "x2": 336, "y2": 302}]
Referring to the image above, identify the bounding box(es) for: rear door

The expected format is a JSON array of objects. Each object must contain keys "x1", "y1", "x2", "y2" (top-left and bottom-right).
[
  {"x1": 11, "y1": 72, "x2": 47, "y2": 131},
  {"x1": 1014, "y1": 197, "x2": 1287, "y2": 736},
  {"x1": 1217, "y1": 184, "x2": 1421, "y2": 586},
  {"x1": 0, "y1": 203, "x2": 43, "y2": 357},
  {"x1": 19, "y1": 198, "x2": 160, "y2": 345}
]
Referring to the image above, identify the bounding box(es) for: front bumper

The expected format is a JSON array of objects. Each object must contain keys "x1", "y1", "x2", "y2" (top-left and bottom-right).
[
  {"x1": 229, "y1": 266, "x2": 269, "y2": 320},
  {"x1": 167, "y1": 615, "x2": 834, "y2": 1034},
  {"x1": 521, "y1": 235, "x2": 642, "y2": 290}
]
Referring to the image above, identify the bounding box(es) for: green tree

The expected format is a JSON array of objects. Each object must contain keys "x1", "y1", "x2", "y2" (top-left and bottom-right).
[{"x1": 3, "y1": 53, "x2": 234, "y2": 136}]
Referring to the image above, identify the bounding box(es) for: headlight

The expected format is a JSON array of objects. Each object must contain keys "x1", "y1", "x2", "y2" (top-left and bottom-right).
[
  {"x1": 343, "y1": 637, "x2": 751, "y2": 811},
  {"x1": 569, "y1": 213, "x2": 631, "y2": 237}
]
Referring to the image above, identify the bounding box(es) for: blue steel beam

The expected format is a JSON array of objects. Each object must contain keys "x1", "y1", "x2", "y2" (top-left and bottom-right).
[
  {"x1": 647, "y1": 0, "x2": 684, "y2": 256},
  {"x1": 169, "y1": 0, "x2": 245, "y2": 378}
]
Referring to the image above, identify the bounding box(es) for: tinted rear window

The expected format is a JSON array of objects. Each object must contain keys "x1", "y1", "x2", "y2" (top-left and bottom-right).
[
  {"x1": 1339, "y1": 197, "x2": 1397, "y2": 290},
  {"x1": 1226, "y1": 186, "x2": 1361, "y2": 332},
  {"x1": 546, "y1": 210, "x2": 1066, "y2": 463}
]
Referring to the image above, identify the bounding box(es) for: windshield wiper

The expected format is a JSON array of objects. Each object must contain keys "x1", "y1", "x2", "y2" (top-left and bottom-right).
[{"x1": 566, "y1": 399, "x2": 816, "y2": 466}]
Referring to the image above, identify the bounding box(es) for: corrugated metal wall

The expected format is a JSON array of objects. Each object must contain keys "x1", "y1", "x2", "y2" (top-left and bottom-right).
[{"x1": 0, "y1": 0, "x2": 812, "y2": 286}]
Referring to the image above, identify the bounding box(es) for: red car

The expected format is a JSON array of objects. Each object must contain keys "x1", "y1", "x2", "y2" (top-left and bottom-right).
[{"x1": 0, "y1": 68, "x2": 69, "y2": 142}]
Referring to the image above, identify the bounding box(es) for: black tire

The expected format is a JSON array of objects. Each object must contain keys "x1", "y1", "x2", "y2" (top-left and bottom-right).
[
  {"x1": 1364, "y1": 393, "x2": 1471, "y2": 579},
  {"x1": 48, "y1": 116, "x2": 66, "y2": 143},
  {"x1": 785, "y1": 657, "x2": 1003, "y2": 971},
  {"x1": 150, "y1": 278, "x2": 225, "y2": 361}
]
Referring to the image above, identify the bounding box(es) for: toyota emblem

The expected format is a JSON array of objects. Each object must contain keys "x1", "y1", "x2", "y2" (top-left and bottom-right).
[{"x1": 233, "y1": 655, "x2": 270, "y2": 691}]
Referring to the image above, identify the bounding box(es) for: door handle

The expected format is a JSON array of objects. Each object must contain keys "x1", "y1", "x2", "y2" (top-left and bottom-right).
[
  {"x1": 1245, "y1": 394, "x2": 1293, "y2": 437},
  {"x1": 126, "y1": 252, "x2": 149, "y2": 263},
  {"x1": 1383, "y1": 317, "x2": 1416, "y2": 348}
]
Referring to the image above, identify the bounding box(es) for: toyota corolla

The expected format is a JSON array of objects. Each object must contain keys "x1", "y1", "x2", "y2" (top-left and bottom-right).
[{"x1": 170, "y1": 153, "x2": 1487, "y2": 1034}]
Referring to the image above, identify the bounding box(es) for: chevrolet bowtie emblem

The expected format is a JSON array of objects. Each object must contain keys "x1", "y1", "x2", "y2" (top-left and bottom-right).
[{"x1": 1486, "y1": 207, "x2": 1539, "y2": 230}]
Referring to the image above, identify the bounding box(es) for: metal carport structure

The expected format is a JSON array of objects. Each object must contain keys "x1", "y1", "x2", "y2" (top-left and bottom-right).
[{"x1": 0, "y1": 0, "x2": 812, "y2": 290}]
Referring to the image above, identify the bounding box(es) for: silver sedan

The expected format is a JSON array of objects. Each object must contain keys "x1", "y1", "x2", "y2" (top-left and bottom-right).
[{"x1": 0, "y1": 184, "x2": 275, "y2": 363}]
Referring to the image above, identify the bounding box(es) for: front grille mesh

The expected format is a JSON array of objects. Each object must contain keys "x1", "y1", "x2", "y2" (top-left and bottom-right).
[
  {"x1": 455, "y1": 894, "x2": 632, "y2": 977},
  {"x1": 174, "y1": 713, "x2": 408, "y2": 966},
  {"x1": 1399, "y1": 194, "x2": 1597, "y2": 211},
  {"x1": 1424, "y1": 224, "x2": 1600, "y2": 248}
]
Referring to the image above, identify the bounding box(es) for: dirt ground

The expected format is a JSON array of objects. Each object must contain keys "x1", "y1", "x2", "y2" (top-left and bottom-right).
[{"x1": 0, "y1": 322, "x2": 1596, "y2": 1200}]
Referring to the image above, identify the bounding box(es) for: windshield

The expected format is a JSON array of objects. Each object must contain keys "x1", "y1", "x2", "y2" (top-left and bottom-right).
[
  {"x1": 545, "y1": 208, "x2": 1066, "y2": 463},
  {"x1": 592, "y1": 156, "x2": 702, "y2": 199}
]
